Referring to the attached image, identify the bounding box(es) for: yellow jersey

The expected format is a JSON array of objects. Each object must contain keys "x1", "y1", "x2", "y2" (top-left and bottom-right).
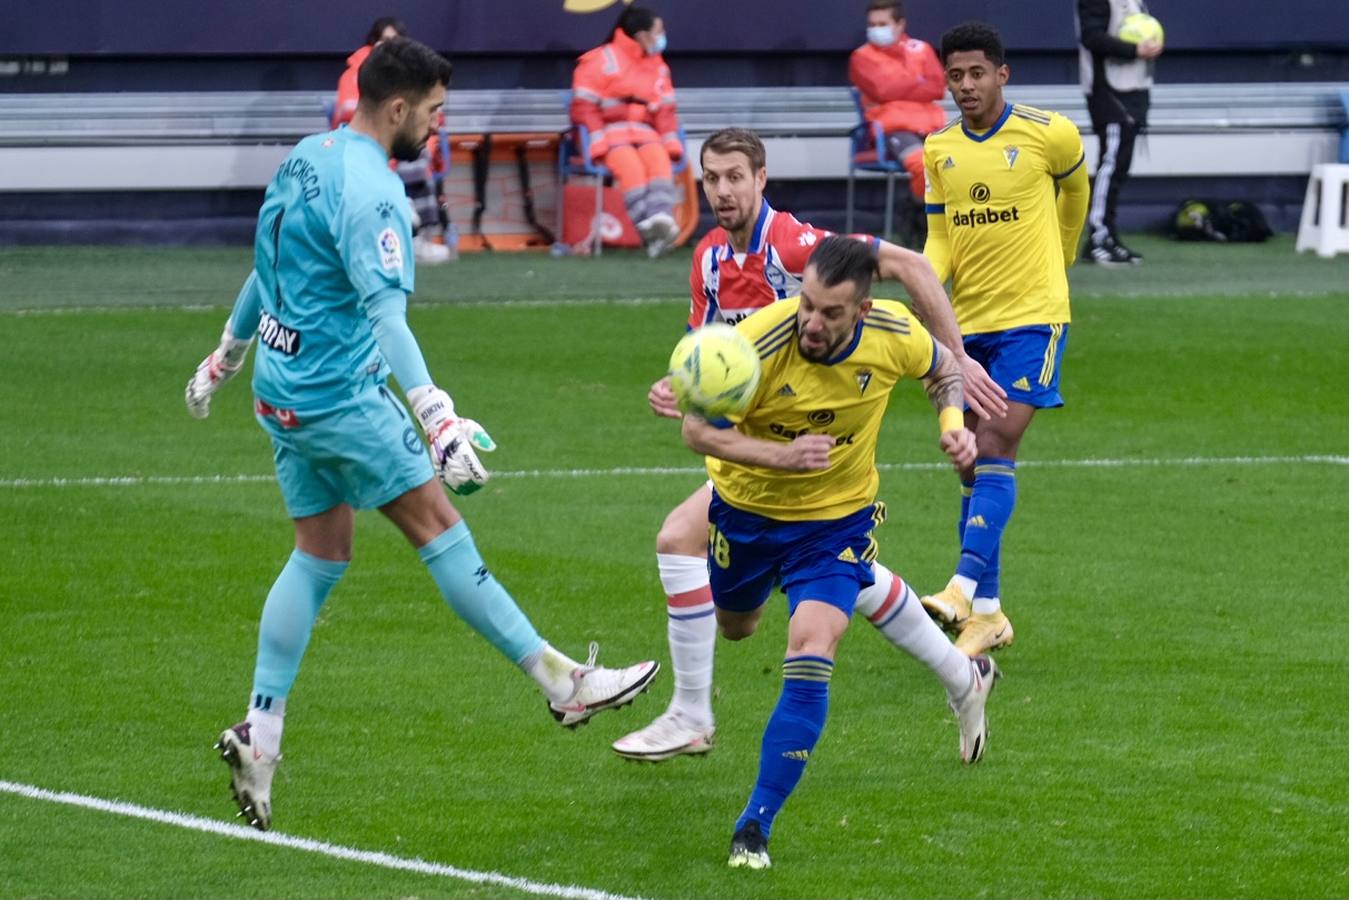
[
  {"x1": 923, "y1": 102, "x2": 1086, "y2": 335},
  {"x1": 708, "y1": 297, "x2": 937, "y2": 521}
]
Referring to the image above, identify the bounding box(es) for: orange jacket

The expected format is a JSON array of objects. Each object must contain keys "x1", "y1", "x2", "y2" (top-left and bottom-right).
[
  {"x1": 570, "y1": 28, "x2": 681, "y2": 163},
  {"x1": 331, "y1": 44, "x2": 446, "y2": 173},
  {"x1": 848, "y1": 36, "x2": 947, "y2": 135},
  {"x1": 332, "y1": 44, "x2": 371, "y2": 128}
]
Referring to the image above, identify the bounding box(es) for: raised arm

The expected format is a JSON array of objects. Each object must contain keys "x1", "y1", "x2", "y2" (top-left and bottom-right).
[{"x1": 876, "y1": 240, "x2": 1007, "y2": 419}]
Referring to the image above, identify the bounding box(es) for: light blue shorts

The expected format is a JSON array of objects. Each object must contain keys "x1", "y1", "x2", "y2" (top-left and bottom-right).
[{"x1": 256, "y1": 384, "x2": 433, "y2": 519}]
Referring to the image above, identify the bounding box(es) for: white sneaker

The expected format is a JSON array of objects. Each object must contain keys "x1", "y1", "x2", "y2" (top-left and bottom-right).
[
  {"x1": 947, "y1": 655, "x2": 1000, "y2": 765},
  {"x1": 637, "y1": 212, "x2": 678, "y2": 258},
  {"x1": 549, "y1": 643, "x2": 659, "y2": 728},
  {"x1": 215, "y1": 721, "x2": 280, "y2": 830},
  {"x1": 413, "y1": 233, "x2": 453, "y2": 265},
  {"x1": 612, "y1": 709, "x2": 715, "y2": 761}
]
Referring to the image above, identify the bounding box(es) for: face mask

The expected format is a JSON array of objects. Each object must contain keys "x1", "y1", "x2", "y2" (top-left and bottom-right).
[
  {"x1": 649, "y1": 32, "x2": 667, "y2": 55},
  {"x1": 867, "y1": 25, "x2": 896, "y2": 47}
]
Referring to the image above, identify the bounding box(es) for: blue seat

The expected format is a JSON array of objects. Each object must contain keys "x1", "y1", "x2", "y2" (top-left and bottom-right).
[
  {"x1": 845, "y1": 87, "x2": 905, "y2": 240},
  {"x1": 1339, "y1": 89, "x2": 1349, "y2": 164},
  {"x1": 558, "y1": 90, "x2": 689, "y2": 256}
]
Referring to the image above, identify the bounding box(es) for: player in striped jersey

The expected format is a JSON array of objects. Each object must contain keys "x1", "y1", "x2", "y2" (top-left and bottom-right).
[{"x1": 612, "y1": 127, "x2": 1005, "y2": 765}]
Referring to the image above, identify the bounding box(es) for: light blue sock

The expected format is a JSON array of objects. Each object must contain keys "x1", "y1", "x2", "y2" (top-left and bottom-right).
[
  {"x1": 419, "y1": 521, "x2": 545, "y2": 665},
  {"x1": 735, "y1": 656, "x2": 832, "y2": 840},
  {"x1": 251, "y1": 549, "x2": 348, "y2": 709}
]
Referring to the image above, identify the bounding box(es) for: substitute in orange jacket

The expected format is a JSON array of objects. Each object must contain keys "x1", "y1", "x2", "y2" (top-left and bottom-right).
[
  {"x1": 330, "y1": 16, "x2": 451, "y2": 264},
  {"x1": 571, "y1": 6, "x2": 682, "y2": 256},
  {"x1": 848, "y1": 0, "x2": 946, "y2": 200},
  {"x1": 332, "y1": 16, "x2": 407, "y2": 128}
]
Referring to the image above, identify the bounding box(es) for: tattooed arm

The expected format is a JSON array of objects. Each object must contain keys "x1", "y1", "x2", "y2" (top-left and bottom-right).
[{"x1": 922, "y1": 340, "x2": 978, "y2": 471}]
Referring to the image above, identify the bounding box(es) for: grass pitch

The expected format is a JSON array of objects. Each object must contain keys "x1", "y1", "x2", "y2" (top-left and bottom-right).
[{"x1": 0, "y1": 236, "x2": 1345, "y2": 899}]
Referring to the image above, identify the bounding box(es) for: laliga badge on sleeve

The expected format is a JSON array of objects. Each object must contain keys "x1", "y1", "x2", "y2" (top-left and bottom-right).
[{"x1": 378, "y1": 228, "x2": 403, "y2": 271}]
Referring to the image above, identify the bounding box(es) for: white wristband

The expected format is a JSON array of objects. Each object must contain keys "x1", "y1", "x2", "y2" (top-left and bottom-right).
[{"x1": 407, "y1": 385, "x2": 456, "y2": 433}]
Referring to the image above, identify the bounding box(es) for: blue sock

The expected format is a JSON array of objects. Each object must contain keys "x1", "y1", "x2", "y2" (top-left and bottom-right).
[
  {"x1": 975, "y1": 540, "x2": 1000, "y2": 599},
  {"x1": 955, "y1": 458, "x2": 1016, "y2": 584},
  {"x1": 958, "y1": 478, "x2": 975, "y2": 543},
  {"x1": 419, "y1": 521, "x2": 545, "y2": 665},
  {"x1": 251, "y1": 549, "x2": 348, "y2": 708},
  {"x1": 735, "y1": 656, "x2": 833, "y2": 840}
]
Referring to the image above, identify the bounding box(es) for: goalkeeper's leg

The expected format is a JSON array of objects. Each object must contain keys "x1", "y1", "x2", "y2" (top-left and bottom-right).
[
  {"x1": 382, "y1": 480, "x2": 657, "y2": 724},
  {"x1": 613, "y1": 484, "x2": 717, "y2": 761},
  {"x1": 220, "y1": 504, "x2": 352, "y2": 830}
]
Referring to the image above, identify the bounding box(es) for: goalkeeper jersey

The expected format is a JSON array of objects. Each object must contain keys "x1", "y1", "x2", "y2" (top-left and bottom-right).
[
  {"x1": 923, "y1": 102, "x2": 1085, "y2": 335},
  {"x1": 708, "y1": 298, "x2": 937, "y2": 521},
  {"x1": 249, "y1": 127, "x2": 415, "y2": 414}
]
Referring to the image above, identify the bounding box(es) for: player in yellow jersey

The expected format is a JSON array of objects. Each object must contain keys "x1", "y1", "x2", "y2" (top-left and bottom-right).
[
  {"x1": 682, "y1": 236, "x2": 998, "y2": 869},
  {"x1": 919, "y1": 21, "x2": 1090, "y2": 655}
]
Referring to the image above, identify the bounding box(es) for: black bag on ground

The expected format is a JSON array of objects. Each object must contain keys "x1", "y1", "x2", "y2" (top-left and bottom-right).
[{"x1": 1170, "y1": 199, "x2": 1273, "y2": 243}]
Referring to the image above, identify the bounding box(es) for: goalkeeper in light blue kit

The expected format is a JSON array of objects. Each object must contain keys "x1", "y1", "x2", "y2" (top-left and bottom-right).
[{"x1": 183, "y1": 38, "x2": 657, "y2": 832}]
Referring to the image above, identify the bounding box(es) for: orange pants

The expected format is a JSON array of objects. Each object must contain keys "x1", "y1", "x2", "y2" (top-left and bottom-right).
[
  {"x1": 602, "y1": 142, "x2": 673, "y2": 195},
  {"x1": 602, "y1": 142, "x2": 676, "y2": 226}
]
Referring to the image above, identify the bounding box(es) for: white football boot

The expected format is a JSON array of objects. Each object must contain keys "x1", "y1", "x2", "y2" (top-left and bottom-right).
[
  {"x1": 215, "y1": 721, "x2": 279, "y2": 831},
  {"x1": 612, "y1": 709, "x2": 715, "y2": 761},
  {"x1": 548, "y1": 643, "x2": 659, "y2": 728},
  {"x1": 947, "y1": 654, "x2": 1000, "y2": 765}
]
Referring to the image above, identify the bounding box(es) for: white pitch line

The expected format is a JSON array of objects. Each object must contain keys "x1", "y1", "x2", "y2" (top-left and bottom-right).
[
  {"x1": 3, "y1": 295, "x2": 686, "y2": 317},
  {"x1": 0, "y1": 454, "x2": 1345, "y2": 490},
  {"x1": 0, "y1": 780, "x2": 651, "y2": 900}
]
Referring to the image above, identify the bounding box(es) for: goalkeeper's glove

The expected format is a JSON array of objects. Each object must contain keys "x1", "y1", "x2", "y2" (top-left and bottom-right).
[
  {"x1": 185, "y1": 330, "x2": 254, "y2": 419},
  {"x1": 408, "y1": 385, "x2": 497, "y2": 495}
]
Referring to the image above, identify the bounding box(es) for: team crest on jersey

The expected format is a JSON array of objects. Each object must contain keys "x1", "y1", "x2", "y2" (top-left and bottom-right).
[
  {"x1": 855, "y1": 369, "x2": 873, "y2": 395},
  {"x1": 1003, "y1": 145, "x2": 1020, "y2": 169},
  {"x1": 943, "y1": 155, "x2": 956, "y2": 169},
  {"x1": 378, "y1": 228, "x2": 403, "y2": 271}
]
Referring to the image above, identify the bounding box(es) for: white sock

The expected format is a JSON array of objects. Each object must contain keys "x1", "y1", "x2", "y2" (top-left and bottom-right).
[
  {"x1": 245, "y1": 702, "x2": 285, "y2": 758},
  {"x1": 862, "y1": 564, "x2": 972, "y2": 697},
  {"x1": 522, "y1": 643, "x2": 581, "y2": 704},
  {"x1": 952, "y1": 574, "x2": 978, "y2": 600},
  {"x1": 658, "y1": 553, "x2": 715, "y2": 725},
  {"x1": 973, "y1": 596, "x2": 1002, "y2": 615}
]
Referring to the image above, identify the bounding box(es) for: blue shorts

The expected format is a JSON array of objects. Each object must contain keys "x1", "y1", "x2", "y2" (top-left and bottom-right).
[
  {"x1": 256, "y1": 384, "x2": 433, "y2": 519},
  {"x1": 707, "y1": 492, "x2": 887, "y2": 618},
  {"x1": 963, "y1": 324, "x2": 1068, "y2": 409}
]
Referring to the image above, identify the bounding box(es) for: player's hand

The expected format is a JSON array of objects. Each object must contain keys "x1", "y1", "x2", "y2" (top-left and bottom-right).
[
  {"x1": 940, "y1": 427, "x2": 978, "y2": 472},
  {"x1": 957, "y1": 354, "x2": 1008, "y2": 420},
  {"x1": 431, "y1": 418, "x2": 497, "y2": 495},
  {"x1": 648, "y1": 375, "x2": 682, "y2": 419},
  {"x1": 777, "y1": 434, "x2": 835, "y2": 471},
  {"x1": 184, "y1": 335, "x2": 252, "y2": 419},
  {"x1": 410, "y1": 386, "x2": 498, "y2": 495},
  {"x1": 1137, "y1": 39, "x2": 1163, "y2": 59}
]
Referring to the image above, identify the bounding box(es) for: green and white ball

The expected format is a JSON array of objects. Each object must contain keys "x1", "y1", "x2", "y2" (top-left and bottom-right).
[
  {"x1": 668, "y1": 323, "x2": 762, "y2": 419},
  {"x1": 1117, "y1": 12, "x2": 1164, "y2": 45}
]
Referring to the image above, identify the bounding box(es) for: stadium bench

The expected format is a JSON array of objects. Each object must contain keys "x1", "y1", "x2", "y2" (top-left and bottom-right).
[{"x1": 0, "y1": 83, "x2": 1343, "y2": 191}]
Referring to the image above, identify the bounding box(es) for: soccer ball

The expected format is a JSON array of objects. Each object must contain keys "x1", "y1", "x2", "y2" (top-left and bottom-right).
[
  {"x1": 1117, "y1": 12, "x2": 1164, "y2": 45},
  {"x1": 668, "y1": 323, "x2": 762, "y2": 418}
]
